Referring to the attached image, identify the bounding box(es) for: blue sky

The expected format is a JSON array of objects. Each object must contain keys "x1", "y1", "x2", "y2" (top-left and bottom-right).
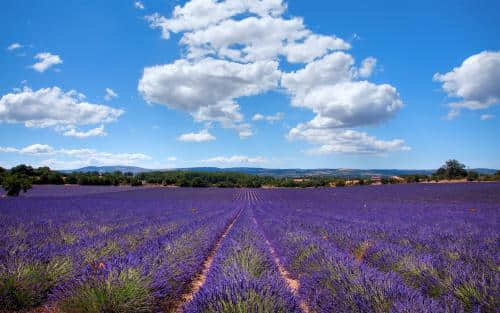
[{"x1": 1, "y1": 0, "x2": 499, "y2": 170}]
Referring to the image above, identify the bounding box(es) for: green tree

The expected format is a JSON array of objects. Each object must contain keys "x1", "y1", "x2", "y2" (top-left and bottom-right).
[
  {"x1": 435, "y1": 159, "x2": 467, "y2": 179},
  {"x1": 2, "y1": 174, "x2": 32, "y2": 196},
  {"x1": 10, "y1": 164, "x2": 35, "y2": 176}
]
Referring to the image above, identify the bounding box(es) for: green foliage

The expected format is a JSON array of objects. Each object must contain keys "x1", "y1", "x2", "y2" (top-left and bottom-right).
[
  {"x1": 223, "y1": 245, "x2": 267, "y2": 278},
  {"x1": 435, "y1": 159, "x2": 468, "y2": 179},
  {"x1": 10, "y1": 164, "x2": 35, "y2": 177},
  {"x1": 0, "y1": 258, "x2": 72, "y2": 311},
  {"x1": 59, "y1": 268, "x2": 153, "y2": 313},
  {"x1": 2, "y1": 162, "x2": 497, "y2": 190},
  {"x1": 201, "y1": 287, "x2": 292, "y2": 313},
  {"x1": 130, "y1": 178, "x2": 143, "y2": 187},
  {"x1": 467, "y1": 171, "x2": 479, "y2": 181},
  {"x1": 401, "y1": 174, "x2": 428, "y2": 183},
  {"x1": 335, "y1": 179, "x2": 346, "y2": 187},
  {"x1": 1, "y1": 174, "x2": 32, "y2": 196}
]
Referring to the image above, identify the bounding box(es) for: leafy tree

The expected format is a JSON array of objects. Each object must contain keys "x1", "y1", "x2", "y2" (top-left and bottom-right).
[
  {"x1": 10, "y1": 164, "x2": 35, "y2": 176},
  {"x1": 435, "y1": 159, "x2": 467, "y2": 179},
  {"x1": 2, "y1": 174, "x2": 32, "y2": 196},
  {"x1": 65, "y1": 174, "x2": 78, "y2": 184},
  {"x1": 191, "y1": 177, "x2": 208, "y2": 187}
]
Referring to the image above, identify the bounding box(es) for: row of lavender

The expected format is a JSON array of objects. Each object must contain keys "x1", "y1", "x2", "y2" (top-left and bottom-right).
[
  {"x1": 0, "y1": 187, "x2": 239, "y2": 312},
  {"x1": 254, "y1": 183, "x2": 499, "y2": 313},
  {"x1": 183, "y1": 205, "x2": 302, "y2": 313}
]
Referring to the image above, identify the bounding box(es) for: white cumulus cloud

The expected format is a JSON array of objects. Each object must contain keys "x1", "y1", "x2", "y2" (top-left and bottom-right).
[
  {"x1": 434, "y1": 51, "x2": 500, "y2": 119},
  {"x1": 177, "y1": 129, "x2": 216, "y2": 142},
  {"x1": 146, "y1": 0, "x2": 286, "y2": 40},
  {"x1": 281, "y1": 51, "x2": 405, "y2": 155},
  {"x1": 31, "y1": 52, "x2": 63, "y2": 72},
  {"x1": 0, "y1": 87, "x2": 123, "y2": 134},
  {"x1": 288, "y1": 126, "x2": 410, "y2": 155},
  {"x1": 139, "y1": 58, "x2": 280, "y2": 137},
  {"x1": 141, "y1": 0, "x2": 406, "y2": 154}
]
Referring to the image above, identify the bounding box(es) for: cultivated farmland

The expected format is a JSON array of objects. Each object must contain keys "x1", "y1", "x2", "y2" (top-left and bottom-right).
[{"x1": 0, "y1": 183, "x2": 498, "y2": 313}]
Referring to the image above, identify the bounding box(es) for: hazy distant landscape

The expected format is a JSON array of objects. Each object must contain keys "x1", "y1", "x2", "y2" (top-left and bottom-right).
[{"x1": 63, "y1": 165, "x2": 499, "y2": 177}]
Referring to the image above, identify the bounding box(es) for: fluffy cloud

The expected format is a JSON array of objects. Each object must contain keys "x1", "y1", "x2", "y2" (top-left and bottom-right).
[
  {"x1": 31, "y1": 52, "x2": 63, "y2": 72},
  {"x1": 288, "y1": 126, "x2": 410, "y2": 155},
  {"x1": 180, "y1": 16, "x2": 349, "y2": 63},
  {"x1": 281, "y1": 52, "x2": 404, "y2": 153},
  {"x1": 0, "y1": 144, "x2": 55, "y2": 155},
  {"x1": 134, "y1": 1, "x2": 144, "y2": 10},
  {"x1": 146, "y1": 0, "x2": 286, "y2": 39},
  {"x1": 358, "y1": 57, "x2": 377, "y2": 78},
  {"x1": 287, "y1": 81, "x2": 402, "y2": 129},
  {"x1": 0, "y1": 87, "x2": 123, "y2": 133},
  {"x1": 62, "y1": 125, "x2": 107, "y2": 138},
  {"x1": 434, "y1": 51, "x2": 500, "y2": 119},
  {"x1": 139, "y1": 58, "x2": 280, "y2": 137},
  {"x1": 252, "y1": 112, "x2": 284, "y2": 123},
  {"x1": 281, "y1": 52, "x2": 355, "y2": 95},
  {"x1": 281, "y1": 51, "x2": 405, "y2": 154},
  {"x1": 104, "y1": 88, "x2": 118, "y2": 101},
  {"x1": 202, "y1": 155, "x2": 268, "y2": 164},
  {"x1": 177, "y1": 129, "x2": 216, "y2": 142},
  {"x1": 143, "y1": 0, "x2": 405, "y2": 153},
  {"x1": 0, "y1": 144, "x2": 151, "y2": 169},
  {"x1": 7, "y1": 43, "x2": 22, "y2": 51}
]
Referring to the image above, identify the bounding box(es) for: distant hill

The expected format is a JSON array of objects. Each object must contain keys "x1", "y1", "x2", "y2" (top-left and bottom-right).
[
  {"x1": 61, "y1": 166, "x2": 153, "y2": 174},
  {"x1": 62, "y1": 166, "x2": 498, "y2": 178}
]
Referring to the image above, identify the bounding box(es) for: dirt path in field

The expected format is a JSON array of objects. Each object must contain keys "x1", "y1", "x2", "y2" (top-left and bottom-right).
[
  {"x1": 251, "y1": 214, "x2": 312, "y2": 313},
  {"x1": 171, "y1": 208, "x2": 243, "y2": 313}
]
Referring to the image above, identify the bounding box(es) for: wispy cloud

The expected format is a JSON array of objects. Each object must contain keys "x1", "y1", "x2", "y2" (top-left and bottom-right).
[
  {"x1": 104, "y1": 88, "x2": 118, "y2": 101},
  {"x1": 7, "y1": 43, "x2": 23, "y2": 51},
  {"x1": 177, "y1": 129, "x2": 216, "y2": 142}
]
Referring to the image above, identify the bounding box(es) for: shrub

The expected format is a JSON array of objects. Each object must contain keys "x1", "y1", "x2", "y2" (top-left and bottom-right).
[
  {"x1": 467, "y1": 171, "x2": 479, "y2": 181},
  {"x1": 58, "y1": 268, "x2": 153, "y2": 313},
  {"x1": 335, "y1": 179, "x2": 346, "y2": 187},
  {"x1": 1, "y1": 174, "x2": 32, "y2": 196},
  {"x1": 131, "y1": 178, "x2": 143, "y2": 187},
  {"x1": 0, "y1": 258, "x2": 72, "y2": 311}
]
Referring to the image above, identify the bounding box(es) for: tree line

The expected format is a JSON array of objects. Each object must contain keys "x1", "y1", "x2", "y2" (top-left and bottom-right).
[{"x1": 1, "y1": 160, "x2": 499, "y2": 196}]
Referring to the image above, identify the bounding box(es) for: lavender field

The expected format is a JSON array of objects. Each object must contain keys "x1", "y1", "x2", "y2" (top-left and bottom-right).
[{"x1": 0, "y1": 183, "x2": 498, "y2": 313}]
